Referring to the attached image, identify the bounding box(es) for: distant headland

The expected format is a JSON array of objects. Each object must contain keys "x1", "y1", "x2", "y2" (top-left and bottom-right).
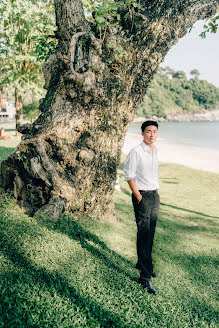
[{"x1": 134, "y1": 109, "x2": 219, "y2": 123}]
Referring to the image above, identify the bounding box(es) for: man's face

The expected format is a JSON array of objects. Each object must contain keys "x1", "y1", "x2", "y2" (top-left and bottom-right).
[{"x1": 142, "y1": 125, "x2": 158, "y2": 145}]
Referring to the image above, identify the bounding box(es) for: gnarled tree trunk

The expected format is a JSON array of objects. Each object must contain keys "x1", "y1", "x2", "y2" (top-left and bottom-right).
[
  {"x1": 0, "y1": 0, "x2": 218, "y2": 219},
  {"x1": 15, "y1": 87, "x2": 23, "y2": 134}
]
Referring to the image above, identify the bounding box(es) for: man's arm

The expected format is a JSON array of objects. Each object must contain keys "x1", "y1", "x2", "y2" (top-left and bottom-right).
[
  {"x1": 128, "y1": 178, "x2": 142, "y2": 203},
  {"x1": 124, "y1": 149, "x2": 142, "y2": 202}
]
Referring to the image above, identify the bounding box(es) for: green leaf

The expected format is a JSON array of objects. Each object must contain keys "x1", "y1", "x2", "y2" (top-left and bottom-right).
[
  {"x1": 199, "y1": 32, "x2": 206, "y2": 39},
  {"x1": 132, "y1": 2, "x2": 139, "y2": 8},
  {"x1": 95, "y1": 16, "x2": 106, "y2": 23}
]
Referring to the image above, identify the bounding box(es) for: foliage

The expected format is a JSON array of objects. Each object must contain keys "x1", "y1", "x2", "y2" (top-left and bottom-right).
[
  {"x1": 137, "y1": 67, "x2": 219, "y2": 117},
  {"x1": 23, "y1": 101, "x2": 41, "y2": 123},
  {"x1": 184, "y1": 78, "x2": 219, "y2": 109},
  {"x1": 82, "y1": 0, "x2": 140, "y2": 41},
  {"x1": 0, "y1": 0, "x2": 57, "y2": 105},
  {"x1": 106, "y1": 42, "x2": 128, "y2": 65},
  {"x1": 172, "y1": 71, "x2": 187, "y2": 81},
  {"x1": 190, "y1": 69, "x2": 200, "y2": 79},
  {"x1": 0, "y1": 142, "x2": 218, "y2": 327},
  {"x1": 83, "y1": 0, "x2": 119, "y2": 41},
  {"x1": 200, "y1": 10, "x2": 219, "y2": 38}
]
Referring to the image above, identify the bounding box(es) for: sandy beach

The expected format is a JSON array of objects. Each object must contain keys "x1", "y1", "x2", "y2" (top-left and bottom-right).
[{"x1": 123, "y1": 132, "x2": 219, "y2": 174}]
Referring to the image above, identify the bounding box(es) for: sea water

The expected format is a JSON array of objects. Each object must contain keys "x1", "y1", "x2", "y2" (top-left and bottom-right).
[{"x1": 128, "y1": 121, "x2": 219, "y2": 152}]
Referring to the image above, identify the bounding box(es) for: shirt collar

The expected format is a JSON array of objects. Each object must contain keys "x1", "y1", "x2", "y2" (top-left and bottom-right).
[{"x1": 141, "y1": 141, "x2": 157, "y2": 153}]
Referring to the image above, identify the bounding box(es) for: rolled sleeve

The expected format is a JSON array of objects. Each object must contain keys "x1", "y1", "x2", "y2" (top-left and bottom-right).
[{"x1": 123, "y1": 149, "x2": 139, "y2": 181}]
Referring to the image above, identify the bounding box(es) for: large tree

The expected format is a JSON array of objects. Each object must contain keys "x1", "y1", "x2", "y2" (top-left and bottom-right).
[{"x1": 0, "y1": 0, "x2": 218, "y2": 219}]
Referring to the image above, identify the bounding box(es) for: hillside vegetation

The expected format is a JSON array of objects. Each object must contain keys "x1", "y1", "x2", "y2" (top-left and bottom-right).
[{"x1": 137, "y1": 67, "x2": 219, "y2": 118}]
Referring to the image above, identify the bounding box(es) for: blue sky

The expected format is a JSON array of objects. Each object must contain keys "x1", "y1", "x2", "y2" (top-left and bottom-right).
[{"x1": 160, "y1": 20, "x2": 219, "y2": 87}]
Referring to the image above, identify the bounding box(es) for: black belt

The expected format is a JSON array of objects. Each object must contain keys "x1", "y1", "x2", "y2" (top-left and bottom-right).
[{"x1": 139, "y1": 190, "x2": 157, "y2": 193}]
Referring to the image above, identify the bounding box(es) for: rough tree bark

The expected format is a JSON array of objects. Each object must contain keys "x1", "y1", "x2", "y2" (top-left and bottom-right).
[
  {"x1": 0, "y1": 0, "x2": 218, "y2": 219},
  {"x1": 15, "y1": 87, "x2": 23, "y2": 134}
]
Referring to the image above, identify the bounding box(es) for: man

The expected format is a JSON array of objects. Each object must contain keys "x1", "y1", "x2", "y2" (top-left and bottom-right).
[{"x1": 124, "y1": 120, "x2": 160, "y2": 295}]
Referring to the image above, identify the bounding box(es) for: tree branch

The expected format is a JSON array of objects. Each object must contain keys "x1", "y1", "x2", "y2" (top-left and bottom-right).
[{"x1": 54, "y1": 0, "x2": 89, "y2": 45}]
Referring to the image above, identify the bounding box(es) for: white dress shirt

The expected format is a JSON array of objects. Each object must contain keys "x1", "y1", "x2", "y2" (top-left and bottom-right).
[{"x1": 124, "y1": 141, "x2": 159, "y2": 190}]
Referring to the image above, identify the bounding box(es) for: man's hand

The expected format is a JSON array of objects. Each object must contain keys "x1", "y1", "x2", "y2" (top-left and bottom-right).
[{"x1": 127, "y1": 179, "x2": 142, "y2": 203}]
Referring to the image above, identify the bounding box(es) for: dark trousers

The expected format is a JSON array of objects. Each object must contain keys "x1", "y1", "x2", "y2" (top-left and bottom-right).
[{"x1": 132, "y1": 190, "x2": 160, "y2": 279}]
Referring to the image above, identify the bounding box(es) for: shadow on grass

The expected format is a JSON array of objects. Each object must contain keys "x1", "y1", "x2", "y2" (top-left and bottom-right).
[
  {"x1": 160, "y1": 202, "x2": 219, "y2": 219},
  {"x1": 180, "y1": 294, "x2": 218, "y2": 326},
  {"x1": 159, "y1": 214, "x2": 216, "y2": 234},
  {"x1": 0, "y1": 252, "x2": 126, "y2": 328},
  {"x1": 114, "y1": 201, "x2": 133, "y2": 219},
  {"x1": 0, "y1": 218, "x2": 140, "y2": 328},
  {"x1": 157, "y1": 211, "x2": 217, "y2": 248},
  {"x1": 156, "y1": 212, "x2": 218, "y2": 292},
  {"x1": 120, "y1": 187, "x2": 131, "y2": 196},
  {"x1": 38, "y1": 216, "x2": 135, "y2": 281},
  {"x1": 161, "y1": 177, "x2": 179, "y2": 184},
  {"x1": 0, "y1": 198, "x2": 218, "y2": 327},
  {"x1": 174, "y1": 253, "x2": 218, "y2": 284}
]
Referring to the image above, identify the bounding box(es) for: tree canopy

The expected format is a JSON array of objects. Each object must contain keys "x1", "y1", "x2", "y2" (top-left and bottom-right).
[
  {"x1": 0, "y1": 0, "x2": 57, "y2": 128},
  {"x1": 200, "y1": 9, "x2": 219, "y2": 38}
]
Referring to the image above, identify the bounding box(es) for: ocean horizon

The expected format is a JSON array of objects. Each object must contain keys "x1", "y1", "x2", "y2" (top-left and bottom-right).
[{"x1": 128, "y1": 121, "x2": 219, "y2": 153}]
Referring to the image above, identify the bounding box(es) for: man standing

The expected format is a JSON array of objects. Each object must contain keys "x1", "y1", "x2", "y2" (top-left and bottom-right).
[{"x1": 124, "y1": 120, "x2": 160, "y2": 295}]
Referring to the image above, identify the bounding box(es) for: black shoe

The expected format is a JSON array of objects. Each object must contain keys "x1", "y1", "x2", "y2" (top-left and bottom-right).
[
  {"x1": 151, "y1": 272, "x2": 157, "y2": 278},
  {"x1": 137, "y1": 278, "x2": 158, "y2": 295}
]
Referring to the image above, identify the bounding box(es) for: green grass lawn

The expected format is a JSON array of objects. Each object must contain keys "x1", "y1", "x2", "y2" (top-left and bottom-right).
[{"x1": 0, "y1": 139, "x2": 218, "y2": 327}]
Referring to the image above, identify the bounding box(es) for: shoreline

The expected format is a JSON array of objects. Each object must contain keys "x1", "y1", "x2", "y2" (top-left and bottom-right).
[
  {"x1": 1, "y1": 120, "x2": 219, "y2": 174},
  {"x1": 134, "y1": 109, "x2": 219, "y2": 123},
  {"x1": 122, "y1": 132, "x2": 219, "y2": 174}
]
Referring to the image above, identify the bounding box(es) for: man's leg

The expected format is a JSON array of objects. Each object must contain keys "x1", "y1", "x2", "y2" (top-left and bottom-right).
[
  {"x1": 148, "y1": 191, "x2": 160, "y2": 275},
  {"x1": 132, "y1": 192, "x2": 154, "y2": 278},
  {"x1": 132, "y1": 191, "x2": 159, "y2": 295}
]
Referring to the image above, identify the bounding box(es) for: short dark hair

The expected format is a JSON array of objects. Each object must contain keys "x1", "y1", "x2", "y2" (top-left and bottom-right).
[{"x1": 141, "y1": 120, "x2": 158, "y2": 132}]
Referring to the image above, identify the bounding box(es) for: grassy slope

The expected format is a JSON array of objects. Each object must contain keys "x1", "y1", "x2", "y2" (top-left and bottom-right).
[{"x1": 0, "y1": 138, "x2": 218, "y2": 328}]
